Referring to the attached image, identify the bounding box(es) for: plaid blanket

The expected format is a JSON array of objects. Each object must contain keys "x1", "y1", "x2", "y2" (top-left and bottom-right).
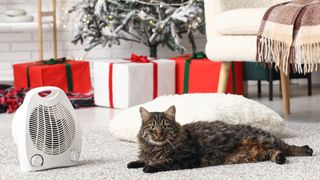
[
  {"x1": 0, "y1": 85, "x2": 95, "y2": 114},
  {"x1": 257, "y1": 0, "x2": 320, "y2": 74}
]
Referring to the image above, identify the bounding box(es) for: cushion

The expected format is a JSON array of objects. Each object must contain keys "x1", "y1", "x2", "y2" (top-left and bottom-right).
[
  {"x1": 215, "y1": 8, "x2": 267, "y2": 35},
  {"x1": 206, "y1": 35, "x2": 257, "y2": 62},
  {"x1": 109, "y1": 93, "x2": 290, "y2": 142}
]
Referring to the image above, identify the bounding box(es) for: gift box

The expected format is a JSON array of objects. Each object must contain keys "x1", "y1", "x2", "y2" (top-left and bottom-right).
[
  {"x1": 170, "y1": 53, "x2": 244, "y2": 95},
  {"x1": 94, "y1": 55, "x2": 175, "y2": 108},
  {"x1": 13, "y1": 59, "x2": 92, "y2": 93}
]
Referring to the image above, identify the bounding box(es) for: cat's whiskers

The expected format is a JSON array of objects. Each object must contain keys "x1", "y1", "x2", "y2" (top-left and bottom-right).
[{"x1": 166, "y1": 139, "x2": 177, "y2": 149}]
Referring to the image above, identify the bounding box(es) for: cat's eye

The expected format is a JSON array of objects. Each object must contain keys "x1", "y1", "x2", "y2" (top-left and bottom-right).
[
  {"x1": 165, "y1": 126, "x2": 173, "y2": 131},
  {"x1": 149, "y1": 125, "x2": 155, "y2": 130}
]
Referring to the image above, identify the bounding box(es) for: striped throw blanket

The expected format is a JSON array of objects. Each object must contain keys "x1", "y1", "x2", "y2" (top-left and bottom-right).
[{"x1": 257, "y1": 0, "x2": 320, "y2": 74}]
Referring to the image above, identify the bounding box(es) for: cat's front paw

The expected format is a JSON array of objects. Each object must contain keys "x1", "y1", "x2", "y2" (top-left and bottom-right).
[
  {"x1": 143, "y1": 165, "x2": 159, "y2": 173},
  {"x1": 275, "y1": 152, "x2": 286, "y2": 164},
  {"x1": 302, "y1": 145, "x2": 313, "y2": 156},
  {"x1": 127, "y1": 161, "x2": 145, "y2": 169}
]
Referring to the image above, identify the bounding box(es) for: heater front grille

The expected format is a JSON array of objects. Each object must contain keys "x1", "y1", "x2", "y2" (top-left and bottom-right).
[{"x1": 29, "y1": 103, "x2": 76, "y2": 155}]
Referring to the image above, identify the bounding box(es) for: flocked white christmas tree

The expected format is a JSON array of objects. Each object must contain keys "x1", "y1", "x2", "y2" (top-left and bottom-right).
[{"x1": 69, "y1": 0, "x2": 205, "y2": 57}]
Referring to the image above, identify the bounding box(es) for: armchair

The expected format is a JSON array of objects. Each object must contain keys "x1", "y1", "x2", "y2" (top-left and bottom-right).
[{"x1": 204, "y1": 0, "x2": 291, "y2": 114}]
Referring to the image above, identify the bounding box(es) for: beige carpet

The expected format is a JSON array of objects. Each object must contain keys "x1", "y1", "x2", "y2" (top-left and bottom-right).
[{"x1": 0, "y1": 120, "x2": 319, "y2": 180}]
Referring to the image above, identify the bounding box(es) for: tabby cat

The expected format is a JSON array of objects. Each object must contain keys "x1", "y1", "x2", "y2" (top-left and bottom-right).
[{"x1": 127, "y1": 106, "x2": 313, "y2": 173}]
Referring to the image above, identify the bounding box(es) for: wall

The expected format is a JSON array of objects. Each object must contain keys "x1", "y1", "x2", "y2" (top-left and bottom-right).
[
  {"x1": 0, "y1": 0, "x2": 206, "y2": 82},
  {"x1": 0, "y1": 0, "x2": 319, "y2": 85}
]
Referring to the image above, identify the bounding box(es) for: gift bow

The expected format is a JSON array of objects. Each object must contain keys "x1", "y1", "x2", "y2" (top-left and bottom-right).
[
  {"x1": 42, "y1": 57, "x2": 67, "y2": 65},
  {"x1": 190, "y1": 51, "x2": 207, "y2": 59},
  {"x1": 128, "y1": 54, "x2": 150, "y2": 63}
]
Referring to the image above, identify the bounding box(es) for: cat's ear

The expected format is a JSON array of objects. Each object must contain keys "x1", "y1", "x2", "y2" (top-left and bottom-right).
[
  {"x1": 139, "y1": 107, "x2": 151, "y2": 122},
  {"x1": 164, "y1": 105, "x2": 176, "y2": 120}
]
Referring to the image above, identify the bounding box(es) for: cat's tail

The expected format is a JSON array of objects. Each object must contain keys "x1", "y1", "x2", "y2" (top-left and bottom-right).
[{"x1": 277, "y1": 139, "x2": 313, "y2": 156}]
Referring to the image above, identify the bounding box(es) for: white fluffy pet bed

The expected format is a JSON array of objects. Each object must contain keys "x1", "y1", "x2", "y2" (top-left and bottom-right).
[{"x1": 110, "y1": 93, "x2": 289, "y2": 142}]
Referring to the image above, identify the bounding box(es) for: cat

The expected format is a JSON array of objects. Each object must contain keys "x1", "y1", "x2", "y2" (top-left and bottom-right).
[{"x1": 127, "y1": 106, "x2": 313, "y2": 173}]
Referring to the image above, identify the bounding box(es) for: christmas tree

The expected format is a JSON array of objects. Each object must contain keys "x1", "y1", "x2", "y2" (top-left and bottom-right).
[{"x1": 69, "y1": 0, "x2": 205, "y2": 58}]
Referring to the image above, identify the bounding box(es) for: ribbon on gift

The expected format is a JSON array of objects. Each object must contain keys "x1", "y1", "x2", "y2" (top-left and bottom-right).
[
  {"x1": 108, "y1": 54, "x2": 158, "y2": 108},
  {"x1": 26, "y1": 57, "x2": 74, "y2": 92},
  {"x1": 183, "y1": 52, "x2": 207, "y2": 93},
  {"x1": 183, "y1": 52, "x2": 237, "y2": 94},
  {"x1": 231, "y1": 63, "x2": 236, "y2": 94}
]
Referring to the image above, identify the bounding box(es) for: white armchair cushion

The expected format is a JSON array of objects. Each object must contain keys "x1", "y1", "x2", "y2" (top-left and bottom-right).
[
  {"x1": 204, "y1": 0, "x2": 289, "y2": 39},
  {"x1": 215, "y1": 8, "x2": 267, "y2": 35},
  {"x1": 206, "y1": 35, "x2": 258, "y2": 62},
  {"x1": 204, "y1": 0, "x2": 289, "y2": 61}
]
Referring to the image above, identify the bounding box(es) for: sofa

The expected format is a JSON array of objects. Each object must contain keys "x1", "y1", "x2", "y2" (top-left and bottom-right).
[{"x1": 204, "y1": 0, "x2": 292, "y2": 114}]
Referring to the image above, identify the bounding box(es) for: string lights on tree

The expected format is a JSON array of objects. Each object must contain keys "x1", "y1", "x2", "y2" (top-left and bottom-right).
[{"x1": 69, "y1": 0, "x2": 205, "y2": 58}]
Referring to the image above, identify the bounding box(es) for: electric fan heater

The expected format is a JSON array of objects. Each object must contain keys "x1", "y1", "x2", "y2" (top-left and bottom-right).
[{"x1": 12, "y1": 86, "x2": 82, "y2": 172}]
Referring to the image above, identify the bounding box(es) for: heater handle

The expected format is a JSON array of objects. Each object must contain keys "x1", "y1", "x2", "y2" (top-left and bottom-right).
[
  {"x1": 26, "y1": 86, "x2": 65, "y2": 103},
  {"x1": 36, "y1": 86, "x2": 63, "y2": 99}
]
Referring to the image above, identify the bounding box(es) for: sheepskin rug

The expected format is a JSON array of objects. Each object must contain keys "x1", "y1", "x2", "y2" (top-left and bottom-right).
[{"x1": 110, "y1": 93, "x2": 289, "y2": 142}]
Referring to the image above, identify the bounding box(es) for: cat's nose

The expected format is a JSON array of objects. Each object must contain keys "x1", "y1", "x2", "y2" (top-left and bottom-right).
[{"x1": 155, "y1": 129, "x2": 163, "y2": 137}]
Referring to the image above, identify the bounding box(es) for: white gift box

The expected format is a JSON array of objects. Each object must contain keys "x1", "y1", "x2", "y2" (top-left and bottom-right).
[{"x1": 94, "y1": 59, "x2": 175, "y2": 108}]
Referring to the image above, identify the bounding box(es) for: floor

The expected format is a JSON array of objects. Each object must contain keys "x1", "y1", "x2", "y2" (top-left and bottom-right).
[{"x1": 246, "y1": 84, "x2": 320, "y2": 123}]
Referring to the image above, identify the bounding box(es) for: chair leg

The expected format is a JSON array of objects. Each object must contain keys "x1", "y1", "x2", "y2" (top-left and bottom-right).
[
  {"x1": 279, "y1": 80, "x2": 282, "y2": 97},
  {"x1": 307, "y1": 73, "x2": 312, "y2": 96},
  {"x1": 218, "y1": 62, "x2": 232, "y2": 93},
  {"x1": 244, "y1": 81, "x2": 249, "y2": 97},
  {"x1": 269, "y1": 80, "x2": 273, "y2": 101},
  {"x1": 280, "y1": 71, "x2": 290, "y2": 115},
  {"x1": 269, "y1": 69, "x2": 273, "y2": 101},
  {"x1": 257, "y1": 80, "x2": 262, "y2": 98}
]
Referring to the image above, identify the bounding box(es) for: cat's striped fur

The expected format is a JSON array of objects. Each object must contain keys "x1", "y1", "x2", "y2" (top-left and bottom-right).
[{"x1": 127, "y1": 106, "x2": 313, "y2": 173}]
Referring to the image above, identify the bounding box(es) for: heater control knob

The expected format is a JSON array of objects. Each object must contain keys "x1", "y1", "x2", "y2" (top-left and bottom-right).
[
  {"x1": 70, "y1": 151, "x2": 79, "y2": 162},
  {"x1": 31, "y1": 154, "x2": 43, "y2": 167}
]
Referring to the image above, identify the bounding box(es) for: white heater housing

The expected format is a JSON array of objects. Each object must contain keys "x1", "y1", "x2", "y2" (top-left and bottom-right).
[{"x1": 12, "y1": 86, "x2": 82, "y2": 172}]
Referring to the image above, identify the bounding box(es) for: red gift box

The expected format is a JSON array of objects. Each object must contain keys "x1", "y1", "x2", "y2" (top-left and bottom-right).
[
  {"x1": 170, "y1": 54, "x2": 244, "y2": 95},
  {"x1": 13, "y1": 60, "x2": 92, "y2": 93}
]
